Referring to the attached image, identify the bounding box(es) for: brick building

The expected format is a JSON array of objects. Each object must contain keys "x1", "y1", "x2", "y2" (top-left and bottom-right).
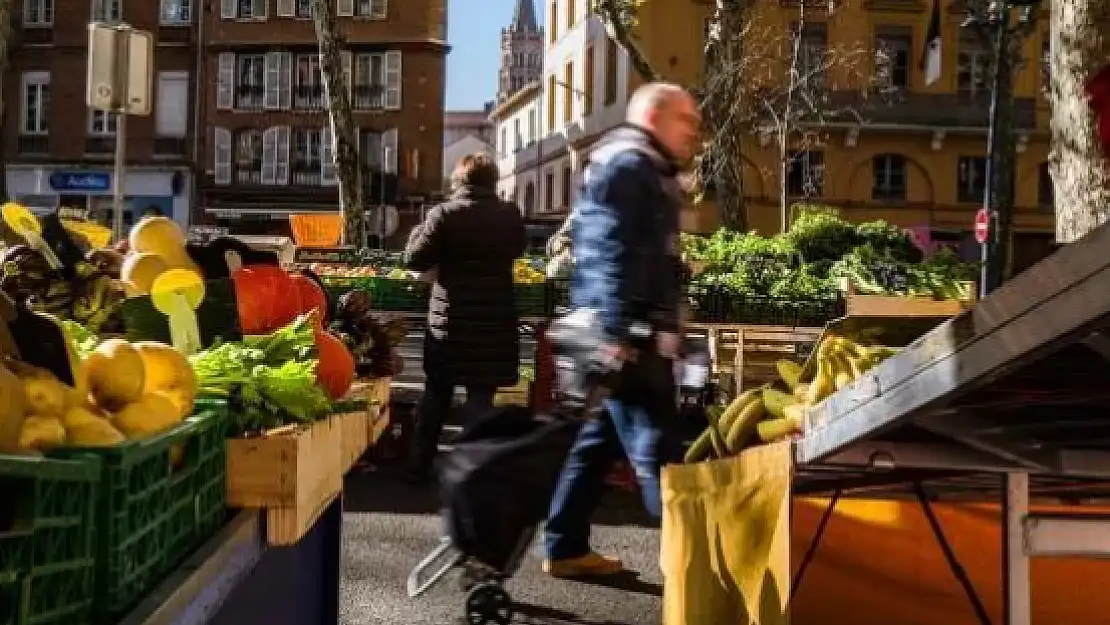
[
  {"x1": 196, "y1": 0, "x2": 448, "y2": 236},
  {"x1": 6, "y1": 0, "x2": 196, "y2": 226}
]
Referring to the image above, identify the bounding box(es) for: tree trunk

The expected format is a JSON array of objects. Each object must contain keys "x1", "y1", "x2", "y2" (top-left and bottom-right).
[
  {"x1": 703, "y1": 1, "x2": 750, "y2": 231},
  {"x1": 1050, "y1": 0, "x2": 1110, "y2": 242},
  {"x1": 312, "y1": 0, "x2": 363, "y2": 245},
  {"x1": 0, "y1": 0, "x2": 13, "y2": 201}
]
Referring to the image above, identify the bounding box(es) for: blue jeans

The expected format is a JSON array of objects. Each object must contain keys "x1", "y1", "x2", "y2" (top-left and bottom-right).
[{"x1": 544, "y1": 353, "x2": 680, "y2": 560}]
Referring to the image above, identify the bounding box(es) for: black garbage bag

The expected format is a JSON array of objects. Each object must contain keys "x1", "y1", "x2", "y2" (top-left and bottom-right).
[{"x1": 439, "y1": 405, "x2": 581, "y2": 573}]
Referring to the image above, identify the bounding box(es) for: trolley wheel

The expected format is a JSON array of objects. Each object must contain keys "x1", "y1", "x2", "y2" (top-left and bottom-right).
[{"x1": 464, "y1": 582, "x2": 513, "y2": 625}]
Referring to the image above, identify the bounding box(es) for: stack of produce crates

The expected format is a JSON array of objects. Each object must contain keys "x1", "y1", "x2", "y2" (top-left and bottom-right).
[
  {"x1": 0, "y1": 453, "x2": 100, "y2": 625},
  {"x1": 367, "y1": 277, "x2": 429, "y2": 313},
  {"x1": 686, "y1": 284, "x2": 846, "y2": 326},
  {"x1": 48, "y1": 402, "x2": 228, "y2": 623},
  {"x1": 515, "y1": 283, "x2": 547, "y2": 318}
]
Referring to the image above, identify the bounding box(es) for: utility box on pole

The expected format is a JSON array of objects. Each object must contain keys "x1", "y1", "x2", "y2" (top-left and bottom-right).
[{"x1": 87, "y1": 23, "x2": 154, "y2": 241}]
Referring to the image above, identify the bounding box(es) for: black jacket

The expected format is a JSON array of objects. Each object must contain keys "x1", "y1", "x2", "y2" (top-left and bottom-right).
[{"x1": 404, "y1": 185, "x2": 526, "y2": 387}]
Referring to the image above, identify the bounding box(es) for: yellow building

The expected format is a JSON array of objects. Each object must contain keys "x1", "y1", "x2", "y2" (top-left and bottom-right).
[
  {"x1": 684, "y1": 0, "x2": 1053, "y2": 270},
  {"x1": 515, "y1": 0, "x2": 1051, "y2": 268}
]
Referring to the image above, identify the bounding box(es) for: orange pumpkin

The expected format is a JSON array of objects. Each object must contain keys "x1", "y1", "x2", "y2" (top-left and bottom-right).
[
  {"x1": 233, "y1": 265, "x2": 297, "y2": 335},
  {"x1": 314, "y1": 327, "x2": 355, "y2": 399},
  {"x1": 290, "y1": 273, "x2": 329, "y2": 325}
]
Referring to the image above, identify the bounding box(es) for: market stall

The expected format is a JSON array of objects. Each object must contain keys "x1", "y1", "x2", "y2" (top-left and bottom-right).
[
  {"x1": 0, "y1": 207, "x2": 398, "y2": 625},
  {"x1": 665, "y1": 210, "x2": 1110, "y2": 625}
]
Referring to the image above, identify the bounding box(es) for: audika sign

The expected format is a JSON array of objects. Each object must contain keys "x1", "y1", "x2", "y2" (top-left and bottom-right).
[{"x1": 49, "y1": 171, "x2": 112, "y2": 192}]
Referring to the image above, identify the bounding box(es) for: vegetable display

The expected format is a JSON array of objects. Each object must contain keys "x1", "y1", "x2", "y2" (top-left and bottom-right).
[
  {"x1": 189, "y1": 314, "x2": 333, "y2": 436},
  {"x1": 681, "y1": 207, "x2": 978, "y2": 306},
  {"x1": 684, "y1": 333, "x2": 898, "y2": 462}
]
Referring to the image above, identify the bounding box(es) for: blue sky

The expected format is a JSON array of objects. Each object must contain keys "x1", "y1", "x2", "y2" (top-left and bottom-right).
[{"x1": 446, "y1": 0, "x2": 544, "y2": 110}]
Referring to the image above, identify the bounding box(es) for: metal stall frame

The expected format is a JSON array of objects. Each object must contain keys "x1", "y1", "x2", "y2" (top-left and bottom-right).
[{"x1": 790, "y1": 219, "x2": 1110, "y2": 625}]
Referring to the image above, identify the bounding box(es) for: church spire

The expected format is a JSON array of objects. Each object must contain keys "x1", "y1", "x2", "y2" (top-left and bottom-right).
[{"x1": 510, "y1": 0, "x2": 539, "y2": 33}]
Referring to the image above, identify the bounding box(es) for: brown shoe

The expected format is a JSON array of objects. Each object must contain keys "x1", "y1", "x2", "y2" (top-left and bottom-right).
[{"x1": 542, "y1": 552, "x2": 625, "y2": 578}]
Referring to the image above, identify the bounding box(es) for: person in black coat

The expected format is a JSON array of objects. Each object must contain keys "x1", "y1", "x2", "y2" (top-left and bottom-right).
[{"x1": 403, "y1": 153, "x2": 526, "y2": 482}]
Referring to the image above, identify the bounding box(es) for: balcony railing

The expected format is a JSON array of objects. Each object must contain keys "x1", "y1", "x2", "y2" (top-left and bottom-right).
[
  {"x1": 85, "y1": 136, "x2": 116, "y2": 154},
  {"x1": 292, "y1": 167, "x2": 322, "y2": 186},
  {"x1": 17, "y1": 135, "x2": 49, "y2": 154},
  {"x1": 154, "y1": 137, "x2": 187, "y2": 156},
  {"x1": 295, "y1": 85, "x2": 324, "y2": 109},
  {"x1": 236, "y1": 166, "x2": 262, "y2": 185},
  {"x1": 236, "y1": 85, "x2": 264, "y2": 110},
  {"x1": 352, "y1": 84, "x2": 384, "y2": 110},
  {"x1": 822, "y1": 90, "x2": 1037, "y2": 130}
]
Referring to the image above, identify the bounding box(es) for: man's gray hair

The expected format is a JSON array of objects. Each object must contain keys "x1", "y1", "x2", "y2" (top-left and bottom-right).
[{"x1": 625, "y1": 82, "x2": 689, "y2": 124}]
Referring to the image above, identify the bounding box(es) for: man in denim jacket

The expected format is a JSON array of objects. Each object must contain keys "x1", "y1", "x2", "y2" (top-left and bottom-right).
[{"x1": 544, "y1": 83, "x2": 701, "y2": 578}]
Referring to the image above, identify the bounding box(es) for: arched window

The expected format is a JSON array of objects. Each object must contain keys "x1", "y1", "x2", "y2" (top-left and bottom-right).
[{"x1": 872, "y1": 153, "x2": 907, "y2": 201}]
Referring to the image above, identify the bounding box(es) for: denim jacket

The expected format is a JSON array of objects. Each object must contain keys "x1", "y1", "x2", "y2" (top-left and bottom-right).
[{"x1": 570, "y1": 125, "x2": 683, "y2": 341}]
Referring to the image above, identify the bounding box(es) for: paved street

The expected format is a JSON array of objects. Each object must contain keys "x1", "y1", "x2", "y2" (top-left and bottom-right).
[{"x1": 339, "y1": 467, "x2": 663, "y2": 625}]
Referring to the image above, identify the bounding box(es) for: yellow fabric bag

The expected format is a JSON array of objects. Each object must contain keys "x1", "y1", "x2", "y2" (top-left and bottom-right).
[{"x1": 660, "y1": 441, "x2": 792, "y2": 625}]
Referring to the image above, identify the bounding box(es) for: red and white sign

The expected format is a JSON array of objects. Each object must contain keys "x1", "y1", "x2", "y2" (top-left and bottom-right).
[{"x1": 974, "y1": 208, "x2": 990, "y2": 244}]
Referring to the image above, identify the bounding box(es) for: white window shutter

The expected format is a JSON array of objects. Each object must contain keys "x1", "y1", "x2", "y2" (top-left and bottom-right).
[
  {"x1": 384, "y1": 51, "x2": 401, "y2": 110},
  {"x1": 217, "y1": 53, "x2": 235, "y2": 109},
  {"x1": 382, "y1": 128, "x2": 398, "y2": 174},
  {"x1": 337, "y1": 0, "x2": 354, "y2": 17},
  {"x1": 276, "y1": 126, "x2": 291, "y2": 184},
  {"x1": 214, "y1": 127, "x2": 232, "y2": 185},
  {"x1": 321, "y1": 125, "x2": 337, "y2": 185},
  {"x1": 220, "y1": 0, "x2": 236, "y2": 19},
  {"x1": 276, "y1": 0, "x2": 294, "y2": 17},
  {"x1": 278, "y1": 52, "x2": 293, "y2": 109},
  {"x1": 261, "y1": 127, "x2": 278, "y2": 184},
  {"x1": 341, "y1": 50, "x2": 353, "y2": 96},
  {"x1": 263, "y1": 52, "x2": 280, "y2": 109}
]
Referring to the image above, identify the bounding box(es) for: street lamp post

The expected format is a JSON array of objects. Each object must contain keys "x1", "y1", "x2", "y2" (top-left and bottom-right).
[{"x1": 964, "y1": 0, "x2": 1042, "y2": 298}]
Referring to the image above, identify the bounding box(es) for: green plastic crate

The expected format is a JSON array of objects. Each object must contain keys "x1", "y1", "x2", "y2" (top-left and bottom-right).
[
  {"x1": 367, "y1": 277, "x2": 429, "y2": 312},
  {"x1": 49, "y1": 404, "x2": 227, "y2": 623},
  {"x1": 515, "y1": 283, "x2": 546, "y2": 318},
  {"x1": 0, "y1": 454, "x2": 100, "y2": 625},
  {"x1": 118, "y1": 278, "x2": 242, "y2": 346}
]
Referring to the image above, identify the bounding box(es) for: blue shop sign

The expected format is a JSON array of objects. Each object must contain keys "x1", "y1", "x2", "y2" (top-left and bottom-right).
[{"x1": 49, "y1": 171, "x2": 111, "y2": 192}]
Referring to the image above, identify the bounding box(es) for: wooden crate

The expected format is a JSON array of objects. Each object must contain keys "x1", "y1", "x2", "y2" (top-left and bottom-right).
[
  {"x1": 732, "y1": 326, "x2": 823, "y2": 392},
  {"x1": 840, "y1": 278, "x2": 976, "y2": 318},
  {"x1": 364, "y1": 376, "x2": 393, "y2": 446},
  {"x1": 494, "y1": 379, "x2": 531, "y2": 407},
  {"x1": 225, "y1": 415, "x2": 343, "y2": 546}
]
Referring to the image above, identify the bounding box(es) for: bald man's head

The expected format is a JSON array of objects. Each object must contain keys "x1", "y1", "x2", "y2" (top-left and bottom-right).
[{"x1": 625, "y1": 83, "x2": 701, "y2": 164}]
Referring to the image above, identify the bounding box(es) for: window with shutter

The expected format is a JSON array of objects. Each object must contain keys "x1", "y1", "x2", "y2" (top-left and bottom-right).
[
  {"x1": 276, "y1": 0, "x2": 294, "y2": 17},
  {"x1": 341, "y1": 51, "x2": 353, "y2": 97},
  {"x1": 276, "y1": 126, "x2": 291, "y2": 184},
  {"x1": 295, "y1": 54, "x2": 323, "y2": 109},
  {"x1": 357, "y1": 128, "x2": 383, "y2": 169},
  {"x1": 24, "y1": 0, "x2": 54, "y2": 26},
  {"x1": 352, "y1": 53, "x2": 384, "y2": 110},
  {"x1": 213, "y1": 127, "x2": 232, "y2": 185},
  {"x1": 235, "y1": 129, "x2": 263, "y2": 184},
  {"x1": 294, "y1": 128, "x2": 324, "y2": 185},
  {"x1": 355, "y1": 0, "x2": 386, "y2": 18},
  {"x1": 382, "y1": 128, "x2": 398, "y2": 174},
  {"x1": 261, "y1": 127, "x2": 278, "y2": 184},
  {"x1": 217, "y1": 53, "x2": 235, "y2": 109},
  {"x1": 337, "y1": 0, "x2": 354, "y2": 17},
  {"x1": 321, "y1": 125, "x2": 337, "y2": 184},
  {"x1": 263, "y1": 52, "x2": 281, "y2": 109},
  {"x1": 235, "y1": 54, "x2": 265, "y2": 109},
  {"x1": 384, "y1": 51, "x2": 401, "y2": 110},
  {"x1": 278, "y1": 52, "x2": 293, "y2": 110},
  {"x1": 155, "y1": 71, "x2": 189, "y2": 137}
]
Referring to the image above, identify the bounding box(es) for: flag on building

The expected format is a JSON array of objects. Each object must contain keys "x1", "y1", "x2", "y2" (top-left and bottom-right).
[{"x1": 922, "y1": 0, "x2": 942, "y2": 86}]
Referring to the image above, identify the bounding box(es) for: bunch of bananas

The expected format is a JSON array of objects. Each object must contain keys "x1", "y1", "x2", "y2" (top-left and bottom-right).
[
  {"x1": 513, "y1": 258, "x2": 545, "y2": 284},
  {"x1": 684, "y1": 334, "x2": 898, "y2": 463}
]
